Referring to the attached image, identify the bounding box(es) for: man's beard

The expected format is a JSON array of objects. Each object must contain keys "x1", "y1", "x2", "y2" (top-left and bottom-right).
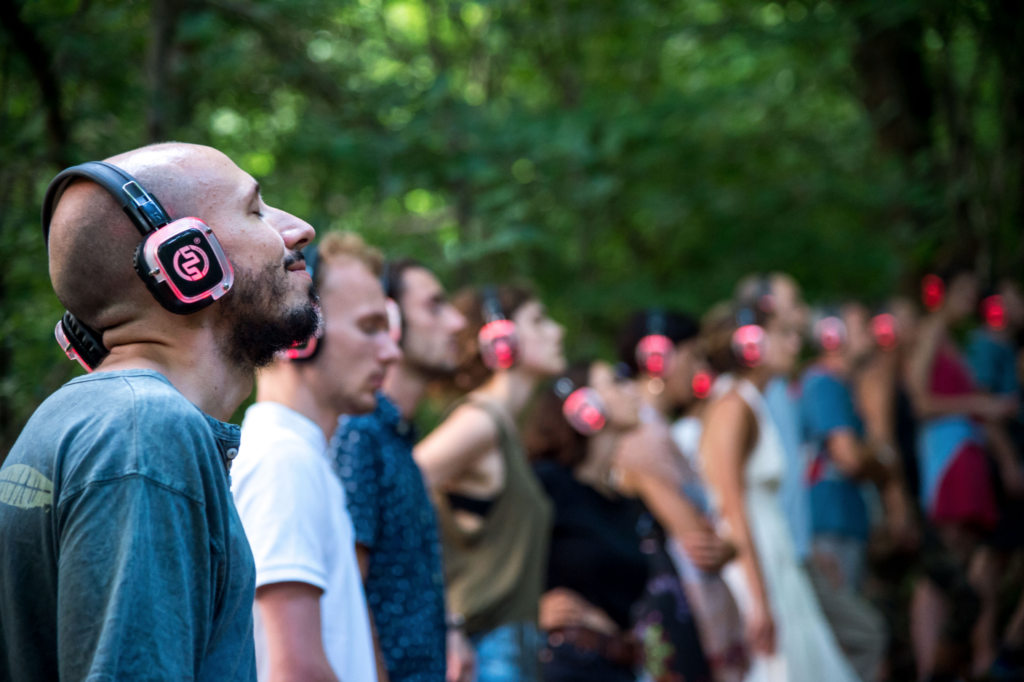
[{"x1": 219, "y1": 255, "x2": 320, "y2": 371}]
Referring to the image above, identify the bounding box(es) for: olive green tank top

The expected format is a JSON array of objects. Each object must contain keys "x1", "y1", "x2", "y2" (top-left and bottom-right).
[{"x1": 435, "y1": 397, "x2": 553, "y2": 636}]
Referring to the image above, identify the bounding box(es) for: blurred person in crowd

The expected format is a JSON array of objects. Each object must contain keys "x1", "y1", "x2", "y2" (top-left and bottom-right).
[
  {"x1": 523, "y1": 361, "x2": 649, "y2": 682},
  {"x1": 964, "y1": 278, "x2": 1024, "y2": 675},
  {"x1": 0, "y1": 145, "x2": 319, "y2": 682},
  {"x1": 906, "y1": 266, "x2": 1021, "y2": 679},
  {"x1": 699, "y1": 299, "x2": 860, "y2": 682},
  {"x1": 736, "y1": 276, "x2": 887, "y2": 682},
  {"x1": 801, "y1": 303, "x2": 913, "y2": 593},
  {"x1": 333, "y1": 257, "x2": 476, "y2": 682},
  {"x1": 616, "y1": 310, "x2": 748, "y2": 682},
  {"x1": 414, "y1": 285, "x2": 563, "y2": 682},
  {"x1": 231, "y1": 233, "x2": 401, "y2": 682}
]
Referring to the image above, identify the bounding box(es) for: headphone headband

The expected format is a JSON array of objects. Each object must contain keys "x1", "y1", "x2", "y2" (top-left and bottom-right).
[{"x1": 42, "y1": 161, "x2": 171, "y2": 245}]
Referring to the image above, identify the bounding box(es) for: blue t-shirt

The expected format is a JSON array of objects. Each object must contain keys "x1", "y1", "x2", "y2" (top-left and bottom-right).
[
  {"x1": 0, "y1": 370, "x2": 256, "y2": 682},
  {"x1": 800, "y1": 367, "x2": 870, "y2": 542},
  {"x1": 333, "y1": 394, "x2": 446, "y2": 682},
  {"x1": 967, "y1": 329, "x2": 1019, "y2": 396},
  {"x1": 765, "y1": 376, "x2": 812, "y2": 560}
]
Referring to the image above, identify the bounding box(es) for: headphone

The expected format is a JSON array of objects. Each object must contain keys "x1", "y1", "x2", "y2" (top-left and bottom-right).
[
  {"x1": 636, "y1": 310, "x2": 673, "y2": 378},
  {"x1": 43, "y1": 161, "x2": 235, "y2": 372},
  {"x1": 731, "y1": 276, "x2": 773, "y2": 368},
  {"x1": 921, "y1": 274, "x2": 945, "y2": 312},
  {"x1": 981, "y1": 294, "x2": 1006, "y2": 331},
  {"x1": 870, "y1": 311, "x2": 900, "y2": 349},
  {"x1": 811, "y1": 309, "x2": 847, "y2": 352},
  {"x1": 691, "y1": 369, "x2": 714, "y2": 400},
  {"x1": 478, "y1": 287, "x2": 519, "y2": 370},
  {"x1": 282, "y1": 244, "x2": 323, "y2": 361},
  {"x1": 380, "y1": 260, "x2": 404, "y2": 345},
  {"x1": 553, "y1": 376, "x2": 607, "y2": 436}
]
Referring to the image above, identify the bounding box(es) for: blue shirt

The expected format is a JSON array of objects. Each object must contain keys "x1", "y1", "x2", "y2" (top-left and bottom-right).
[
  {"x1": 765, "y1": 376, "x2": 813, "y2": 560},
  {"x1": 0, "y1": 370, "x2": 256, "y2": 682},
  {"x1": 967, "y1": 329, "x2": 1019, "y2": 396},
  {"x1": 333, "y1": 394, "x2": 446, "y2": 682},
  {"x1": 800, "y1": 367, "x2": 870, "y2": 542}
]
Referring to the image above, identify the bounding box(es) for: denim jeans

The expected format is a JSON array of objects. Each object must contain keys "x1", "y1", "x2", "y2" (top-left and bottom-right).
[{"x1": 472, "y1": 622, "x2": 543, "y2": 682}]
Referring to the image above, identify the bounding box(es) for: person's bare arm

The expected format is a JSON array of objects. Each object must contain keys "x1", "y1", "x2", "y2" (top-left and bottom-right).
[
  {"x1": 700, "y1": 392, "x2": 775, "y2": 655},
  {"x1": 985, "y1": 422, "x2": 1024, "y2": 497},
  {"x1": 906, "y1": 319, "x2": 1014, "y2": 419},
  {"x1": 826, "y1": 430, "x2": 890, "y2": 484},
  {"x1": 414, "y1": 404, "x2": 498, "y2": 489},
  {"x1": 255, "y1": 582, "x2": 338, "y2": 682},
  {"x1": 615, "y1": 428, "x2": 736, "y2": 572},
  {"x1": 357, "y1": 545, "x2": 392, "y2": 682}
]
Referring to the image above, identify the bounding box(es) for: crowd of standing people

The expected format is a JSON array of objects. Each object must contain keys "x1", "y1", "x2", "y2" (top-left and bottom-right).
[{"x1": 2, "y1": 144, "x2": 1024, "y2": 682}]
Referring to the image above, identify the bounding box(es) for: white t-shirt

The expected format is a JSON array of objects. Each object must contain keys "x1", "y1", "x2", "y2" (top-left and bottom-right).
[{"x1": 233, "y1": 401, "x2": 376, "y2": 682}]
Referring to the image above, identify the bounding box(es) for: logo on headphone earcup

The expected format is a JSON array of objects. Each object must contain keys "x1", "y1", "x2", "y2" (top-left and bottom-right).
[
  {"x1": 134, "y1": 217, "x2": 235, "y2": 315},
  {"x1": 636, "y1": 334, "x2": 673, "y2": 378},
  {"x1": 870, "y1": 313, "x2": 899, "y2": 349},
  {"x1": 692, "y1": 370, "x2": 714, "y2": 400},
  {"x1": 562, "y1": 386, "x2": 607, "y2": 436},
  {"x1": 814, "y1": 316, "x2": 847, "y2": 352},
  {"x1": 921, "y1": 274, "x2": 945, "y2": 312},
  {"x1": 479, "y1": 319, "x2": 519, "y2": 370},
  {"x1": 732, "y1": 324, "x2": 767, "y2": 367},
  {"x1": 981, "y1": 294, "x2": 1006, "y2": 331}
]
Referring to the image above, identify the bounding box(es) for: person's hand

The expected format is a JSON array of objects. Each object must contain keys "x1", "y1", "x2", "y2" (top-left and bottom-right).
[
  {"x1": 446, "y1": 628, "x2": 476, "y2": 682},
  {"x1": 681, "y1": 530, "x2": 736, "y2": 573},
  {"x1": 539, "y1": 588, "x2": 618, "y2": 635},
  {"x1": 746, "y1": 600, "x2": 776, "y2": 656}
]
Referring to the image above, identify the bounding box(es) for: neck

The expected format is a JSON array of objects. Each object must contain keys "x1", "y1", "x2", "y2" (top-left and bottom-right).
[
  {"x1": 743, "y1": 366, "x2": 773, "y2": 391},
  {"x1": 383, "y1": 361, "x2": 429, "y2": 420},
  {"x1": 817, "y1": 352, "x2": 848, "y2": 377},
  {"x1": 574, "y1": 430, "x2": 619, "y2": 494},
  {"x1": 98, "y1": 324, "x2": 253, "y2": 423},
  {"x1": 638, "y1": 378, "x2": 670, "y2": 417},
  {"x1": 255, "y1": 365, "x2": 338, "y2": 441},
  {"x1": 474, "y1": 368, "x2": 539, "y2": 419}
]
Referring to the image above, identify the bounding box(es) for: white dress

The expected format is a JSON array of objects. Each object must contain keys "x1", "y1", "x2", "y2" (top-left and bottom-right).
[{"x1": 709, "y1": 377, "x2": 859, "y2": 682}]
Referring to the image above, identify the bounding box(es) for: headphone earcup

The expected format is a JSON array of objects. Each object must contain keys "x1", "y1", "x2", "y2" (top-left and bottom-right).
[
  {"x1": 60, "y1": 312, "x2": 109, "y2": 371},
  {"x1": 731, "y1": 324, "x2": 767, "y2": 367},
  {"x1": 133, "y1": 220, "x2": 233, "y2": 315},
  {"x1": 563, "y1": 387, "x2": 607, "y2": 436},
  {"x1": 478, "y1": 320, "x2": 520, "y2": 370}
]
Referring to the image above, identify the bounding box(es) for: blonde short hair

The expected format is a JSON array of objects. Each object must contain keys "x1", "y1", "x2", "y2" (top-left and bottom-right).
[{"x1": 316, "y1": 232, "x2": 383, "y2": 284}]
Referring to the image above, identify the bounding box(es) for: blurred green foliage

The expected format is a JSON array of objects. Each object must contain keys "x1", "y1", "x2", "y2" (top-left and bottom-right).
[{"x1": 2, "y1": 0, "x2": 1022, "y2": 449}]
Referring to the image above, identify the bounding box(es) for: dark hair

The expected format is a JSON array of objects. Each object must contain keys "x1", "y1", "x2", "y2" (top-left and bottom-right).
[
  {"x1": 701, "y1": 300, "x2": 772, "y2": 375},
  {"x1": 616, "y1": 309, "x2": 700, "y2": 376},
  {"x1": 381, "y1": 256, "x2": 426, "y2": 306},
  {"x1": 450, "y1": 283, "x2": 535, "y2": 391},
  {"x1": 524, "y1": 363, "x2": 592, "y2": 468}
]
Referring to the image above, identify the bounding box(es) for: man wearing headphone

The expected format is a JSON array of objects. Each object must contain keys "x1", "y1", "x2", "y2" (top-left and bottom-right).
[
  {"x1": 0, "y1": 143, "x2": 319, "y2": 681},
  {"x1": 333, "y1": 258, "x2": 476, "y2": 682},
  {"x1": 230, "y1": 232, "x2": 401, "y2": 682}
]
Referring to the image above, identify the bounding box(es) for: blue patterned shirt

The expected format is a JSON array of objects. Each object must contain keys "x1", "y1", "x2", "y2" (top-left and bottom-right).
[{"x1": 332, "y1": 394, "x2": 446, "y2": 682}]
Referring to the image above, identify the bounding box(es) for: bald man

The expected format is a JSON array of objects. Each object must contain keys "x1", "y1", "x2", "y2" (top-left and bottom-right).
[{"x1": 0, "y1": 144, "x2": 317, "y2": 682}]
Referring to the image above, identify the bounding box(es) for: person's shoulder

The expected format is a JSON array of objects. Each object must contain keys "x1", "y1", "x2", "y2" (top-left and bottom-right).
[
  {"x1": 17, "y1": 370, "x2": 220, "y2": 505},
  {"x1": 234, "y1": 406, "x2": 329, "y2": 483}
]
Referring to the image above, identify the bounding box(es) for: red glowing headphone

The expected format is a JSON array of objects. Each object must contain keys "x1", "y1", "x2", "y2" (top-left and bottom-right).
[
  {"x1": 478, "y1": 287, "x2": 520, "y2": 370},
  {"x1": 812, "y1": 312, "x2": 847, "y2": 352},
  {"x1": 42, "y1": 161, "x2": 235, "y2": 372},
  {"x1": 921, "y1": 274, "x2": 945, "y2": 312},
  {"x1": 981, "y1": 294, "x2": 1006, "y2": 331},
  {"x1": 691, "y1": 369, "x2": 714, "y2": 400},
  {"x1": 636, "y1": 310, "x2": 673, "y2": 378},
  {"x1": 870, "y1": 312, "x2": 900, "y2": 349},
  {"x1": 731, "y1": 277, "x2": 773, "y2": 368},
  {"x1": 554, "y1": 376, "x2": 608, "y2": 436}
]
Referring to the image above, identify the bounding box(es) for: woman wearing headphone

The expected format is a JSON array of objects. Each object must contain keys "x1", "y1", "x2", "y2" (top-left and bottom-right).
[
  {"x1": 698, "y1": 300, "x2": 858, "y2": 682},
  {"x1": 415, "y1": 284, "x2": 564, "y2": 682},
  {"x1": 523, "y1": 361, "x2": 648, "y2": 682}
]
